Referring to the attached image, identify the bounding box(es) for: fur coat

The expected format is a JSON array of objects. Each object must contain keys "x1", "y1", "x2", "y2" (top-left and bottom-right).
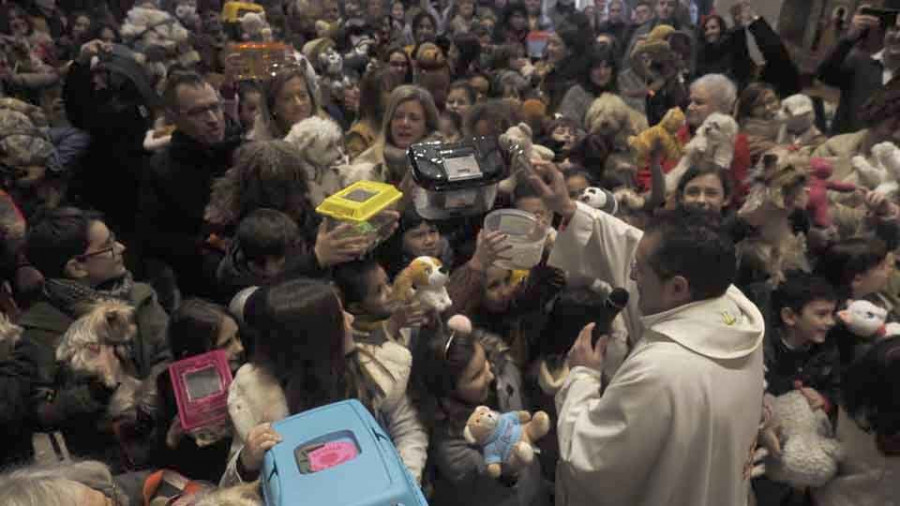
[{"x1": 221, "y1": 340, "x2": 427, "y2": 485}]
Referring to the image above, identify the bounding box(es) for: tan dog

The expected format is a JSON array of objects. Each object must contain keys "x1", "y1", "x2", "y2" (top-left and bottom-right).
[
  {"x1": 392, "y1": 256, "x2": 452, "y2": 313},
  {"x1": 464, "y1": 405, "x2": 550, "y2": 478},
  {"x1": 56, "y1": 300, "x2": 141, "y2": 420}
]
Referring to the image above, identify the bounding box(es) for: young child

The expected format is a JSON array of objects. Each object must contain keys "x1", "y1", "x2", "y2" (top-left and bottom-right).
[
  {"x1": 379, "y1": 208, "x2": 455, "y2": 277},
  {"x1": 216, "y1": 209, "x2": 313, "y2": 301},
  {"x1": 764, "y1": 271, "x2": 840, "y2": 411},
  {"x1": 410, "y1": 323, "x2": 548, "y2": 506},
  {"x1": 237, "y1": 81, "x2": 262, "y2": 134},
  {"x1": 438, "y1": 110, "x2": 463, "y2": 142},
  {"x1": 449, "y1": 0, "x2": 478, "y2": 35},
  {"x1": 333, "y1": 257, "x2": 429, "y2": 346}
]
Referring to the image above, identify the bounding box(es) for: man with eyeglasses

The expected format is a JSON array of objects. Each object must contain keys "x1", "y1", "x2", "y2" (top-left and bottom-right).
[
  {"x1": 17, "y1": 207, "x2": 170, "y2": 471},
  {"x1": 138, "y1": 72, "x2": 242, "y2": 300}
]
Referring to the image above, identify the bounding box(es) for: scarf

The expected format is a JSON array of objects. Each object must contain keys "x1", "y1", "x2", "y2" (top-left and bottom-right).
[{"x1": 43, "y1": 273, "x2": 135, "y2": 316}]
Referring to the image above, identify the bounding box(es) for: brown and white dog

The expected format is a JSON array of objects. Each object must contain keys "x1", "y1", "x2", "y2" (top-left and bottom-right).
[
  {"x1": 56, "y1": 300, "x2": 142, "y2": 421},
  {"x1": 392, "y1": 256, "x2": 452, "y2": 313}
]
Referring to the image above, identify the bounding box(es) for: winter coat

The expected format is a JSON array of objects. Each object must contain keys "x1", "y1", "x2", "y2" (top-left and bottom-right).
[
  {"x1": 138, "y1": 127, "x2": 242, "y2": 298},
  {"x1": 220, "y1": 339, "x2": 428, "y2": 485},
  {"x1": 818, "y1": 37, "x2": 888, "y2": 135},
  {"x1": 18, "y1": 283, "x2": 170, "y2": 472},
  {"x1": 747, "y1": 17, "x2": 801, "y2": 98},
  {"x1": 813, "y1": 408, "x2": 900, "y2": 506},
  {"x1": 694, "y1": 28, "x2": 752, "y2": 89},
  {"x1": 548, "y1": 201, "x2": 766, "y2": 506},
  {"x1": 346, "y1": 120, "x2": 378, "y2": 161},
  {"x1": 763, "y1": 326, "x2": 841, "y2": 412},
  {"x1": 428, "y1": 330, "x2": 549, "y2": 506},
  {"x1": 0, "y1": 339, "x2": 38, "y2": 468}
]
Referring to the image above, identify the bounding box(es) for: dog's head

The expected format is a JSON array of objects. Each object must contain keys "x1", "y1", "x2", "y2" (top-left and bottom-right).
[
  {"x1": 57, "y1": 301, "x2": 137, "y2": 387},
  {"x1": 587, "y1": 93, "x2": 633, "y2": 137},
  {"x1": 406, "y1": 256, "x2": 448, "y2": 289},
  {"x1": 285, "y1": 116, "x2": 346, "y2": 168},
  {"x1": 698, "y1": 113, "x2": 738, "y2": 143}
]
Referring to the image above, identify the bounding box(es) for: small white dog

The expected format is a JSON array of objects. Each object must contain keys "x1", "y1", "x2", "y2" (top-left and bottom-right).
[
  {"x1": 851, "y1": 141, "x2": 900, "y2": 196},
  {"x1": 284, "y1": 116, "x2": 347, "y2": 205},
  {"x1": 392, "y1": 256, "x2": 452, "y2": 313},
  {"x1": 666, "y1": 112, "x2": 739, "y2": 193},
  {"x1": 837, "y1": 299, "x2": 900, "y2": 339}
]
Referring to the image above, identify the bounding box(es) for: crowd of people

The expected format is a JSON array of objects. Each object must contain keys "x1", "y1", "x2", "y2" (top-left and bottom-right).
[{"x1": 0, "y1": 0, "x2": 899, "y2": 504}]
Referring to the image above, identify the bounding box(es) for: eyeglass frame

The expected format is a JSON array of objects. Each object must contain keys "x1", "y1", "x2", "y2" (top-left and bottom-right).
[{"x1": 76, "y1": 231, "x2": 121, "y2": 262}]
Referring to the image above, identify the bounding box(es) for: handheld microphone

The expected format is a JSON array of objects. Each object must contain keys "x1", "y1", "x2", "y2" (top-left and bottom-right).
[{"x1": 592, "y1": 288, "x2": 630, "y2": 347}]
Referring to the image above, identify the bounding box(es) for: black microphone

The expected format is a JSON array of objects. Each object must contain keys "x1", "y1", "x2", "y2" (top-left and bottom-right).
[{"x1": 592, "y1": 288, "x2": 630, "y2": 347}]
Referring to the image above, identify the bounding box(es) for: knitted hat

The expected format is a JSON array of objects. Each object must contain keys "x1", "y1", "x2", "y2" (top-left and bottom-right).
[{"x1": 302, "y1": 37, "x2": 336, "y2": 67}]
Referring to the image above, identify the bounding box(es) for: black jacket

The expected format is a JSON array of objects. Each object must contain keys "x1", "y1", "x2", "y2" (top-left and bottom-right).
[
  {"x1": 818, "y1": 37, "x2": 887, "y2": 134},
  {"x1": 138, "y1": 126, "x2": 242, "y2": 298},
  {"x1": 763, "y1": 326, "x2": 841, "y2": 410},
  {"x1": 748, "y1": 17, "x2": 801, "y2": 98},
  {"x1": 0, "y1": 339, "x2": 38, "y2": 468}
]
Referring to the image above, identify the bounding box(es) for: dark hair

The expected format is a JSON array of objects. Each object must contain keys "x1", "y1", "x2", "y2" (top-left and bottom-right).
[
  {"x1": 236, "y1": 208, "x2": 300, "y2": 262},
  {"x1": 568, "y1": 133, "x2": 613, "y2": 180},
  {"x1": 163, "y1": 72, "x2": 209, "y2": 111},
  {"x1": 0, "y1": 5, "x2": 33, "y2": 36},
  {"x1": 359, "y1": 66, "x2": 399, "y2": 125},
  {"x1": 248, "y1": 279, "x2": 348, "y2": 414},
  {"x1": 399, "y1": 206, "x2": 436, "y2": 236},
  {"x1": 462, "y1": 99, "x2": 520, "y2": 136},
  {"x1": 644, "y1": 208, "x2": 736, "y2": 301},
  {"x1": 842, "y1": 336, "x2": 900, "y2": 438},
  {"x1": 168, "y1": 298, "x2": 230, "y2": 359},
  {"x1": 451, "y1": 32, "x2": 482, "y2": 77},
  {"x1": 26, "y1": 207, "x2": 98, "y2": 279},
  {"x1": 700, "y1": 14, "x2": 727, "y2": 32},
  {"x1": 770, "y1": 271, "x2": 837, "y2": 327},
  {"x1": 410, "y1": 324, "x2": 479, "y2": 427},
  {"x1": 539, "y1": 287, "x2": 607, "y2": 357},
  {"x1": 333, "y1": 257, "x2": 383, "y2": 307},
  {"x1": 382, "y1": 45, "x2": 413, "y2": 84},
  {"x1": 580, "y1": 44, "x2": 619, "y2": 95},
  {"x1": 563, "y1": 167, "x2": 596, "y2": 186},
  {"x1": 676, "y1": 164, "x2": 733, "y2": 203},
  {"x1": 512, "y1": 179, "x2": 542, "y2": 203},
  {"x1": 736, "y1": 82, "x2": 776, "y2": 124},
  {"x1": 413, "y1": 11, "x2": 438, "y2": 33},
  {"x1": 814, "y1": 237, "x2": 888, "y2": 295},
  {"x1": 237, "y1": 80, "x2": 262, "y2": 102},
  {"x1": 91, "y1": 22, "x2": 120, "y2": 42},
  {"x1": 448, "y1": 80, "x2": 477, "y2": 105}
]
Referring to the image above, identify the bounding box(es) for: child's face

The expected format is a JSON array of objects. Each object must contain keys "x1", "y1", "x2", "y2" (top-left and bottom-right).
[
  {"x1": 403, "y1": 222, "x2": 441, "y2": 258},
  {"x1": 566, "y1": 174, "x2": 590, "y2": 199},
  {"x1": 446, "y1": 88, "x2": 472, "y2": 117},
  {"x1": 459, "y1": 0, "x2": 475, "y2": 18},
  {"x1": 439, "y1": 115, "x2": 460, "y2": 140},
  {"x1": 248, "y1": 254, "x2": 287, "y2": 281},
  {"x1": 356, "y1": 265, "x2": 395, "y2": 319},
  {"x1": 216, "y1": 315, "x2": 245, "y2": 372},
  {"x1": 551, "y1": 126, "x2": 576, "y2": 152},
  {"x1": 782, "y1": 300, "x2": 837, "y2": 345},
  {"x1": 238, "y1": 90, "x2": 261, "y2": 131},
  {"x1": 681, "y1": 173, "x2": 728, "y2": 213},
  {"x1": 454, "y1": 342, "x2": 494, "y2": 404},
  {"x1": 468, "y1": 76, "x2": 489, "y2": 101},
  {"x1": 391, "y1": 2, "x2": 404, "y2": 21},
  {"x1": 516, "y1": 196, "x2": 551, "y2": 228},
  {"x1": 852, "y1": 254, "x2": 894, "y2": 299},
  {"x1": 483, "y1": 266, "x2": 516, "y2": 313}
]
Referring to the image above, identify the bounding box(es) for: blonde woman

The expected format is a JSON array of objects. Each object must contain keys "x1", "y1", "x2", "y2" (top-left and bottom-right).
[{"x1": 348, "y1": 85, "x2": 440, "y2": 186}]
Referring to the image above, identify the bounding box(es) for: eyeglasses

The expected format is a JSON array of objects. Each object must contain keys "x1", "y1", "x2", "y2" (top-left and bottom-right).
[{"x1": 78, "y1": 232, "x2": 119, "y2": 261}]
